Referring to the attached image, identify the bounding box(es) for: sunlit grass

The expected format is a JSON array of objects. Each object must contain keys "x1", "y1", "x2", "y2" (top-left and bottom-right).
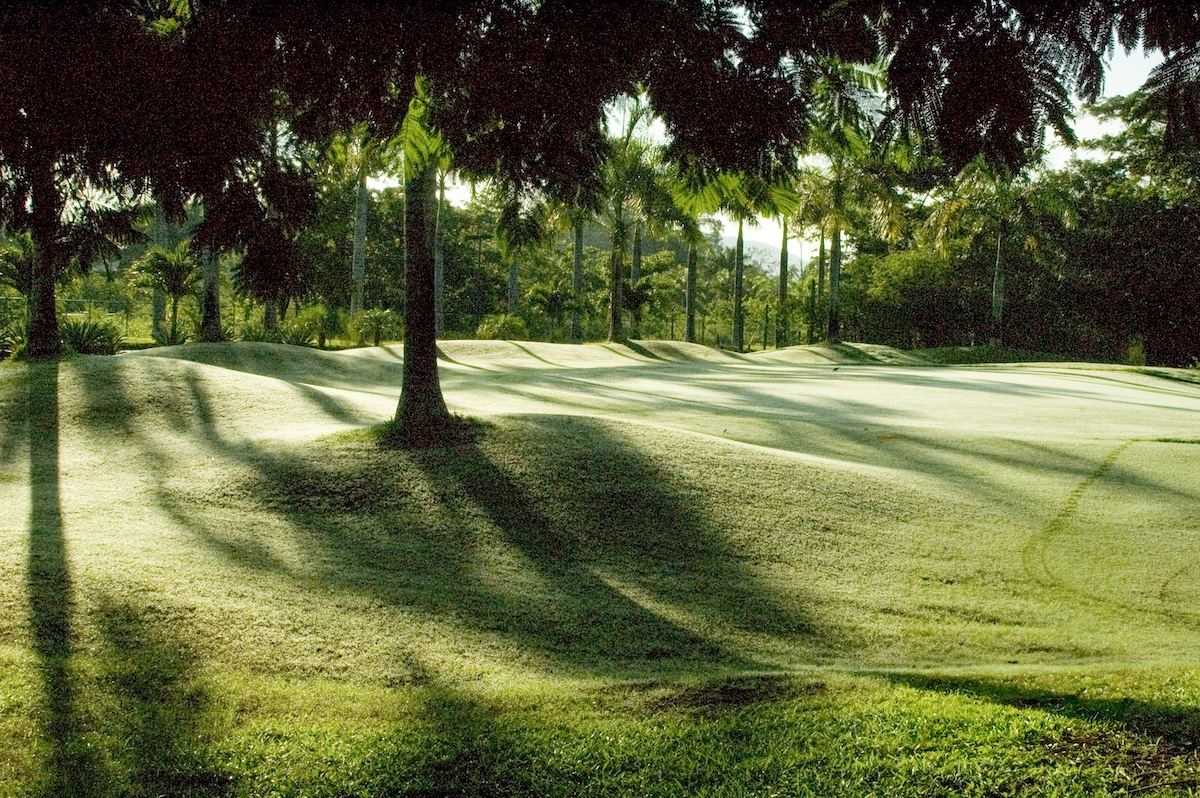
[{"x1": 2, "y1": 344, "x2": 1200, "y2": 795}]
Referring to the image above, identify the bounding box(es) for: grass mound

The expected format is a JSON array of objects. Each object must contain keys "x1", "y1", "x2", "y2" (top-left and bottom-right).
[{"x1": 2, "y1": 351, "x2": 1200, "y2": 795}]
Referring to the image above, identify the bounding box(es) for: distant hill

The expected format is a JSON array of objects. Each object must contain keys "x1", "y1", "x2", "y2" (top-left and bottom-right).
[{"x1": 720, "y1": 234, "x2": 785, "y2": 271}]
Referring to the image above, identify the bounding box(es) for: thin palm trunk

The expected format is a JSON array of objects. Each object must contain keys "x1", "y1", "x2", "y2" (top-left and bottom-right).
[
  {"x1": 827, "y1": 227, "x2": 842, "y2": 344},
  {"x1": 352, "y1": 170, "x2": 368, "y2": 314},
  {"x1": 630, "y1": 222, "x2": 642, "y2": 339},
  {"x1": 817, "y1": 232, "x2": 827, "y2": 339},
  {"x1": 608, "y1": 245, "x2": 623, "y2": 342},
  {"x1": 732, "y1": 218, "x2": 744, "y2": 350},
  {"x1": 608, "y1": 216, "x2": 625, "y2": 342},
  {"x1": 198, "y1": 245, "x2": 223, "y2": 342},
  {"x1": 150, "y1": 206, "x2": 169, "y2": 342},
  {"x1": 775, "y1": 218, "x2": 788, "y2": 348},
  {"x1": 807, "y1": 278, "x2": 817, "y2": 344},
  {"x1": 507, "y1": 257, "x2": 519, "y2": 313},
  {"x1": 990, "y1": 231, "x2": 1005, "y2": 349},
  {"x1": 570, "y1": 222, "x2": 583, "y2": 344},
  {"x1": 396, "y1": 160, "x2": 451, "y2": 447},
  {"x1": 169, "y1": 295, "x2": 181, "y2": 345},
  {"x1": 434, "y1": 174, "x2": 445, "y2": 338},
  {"x1": 684, "y1": 242, "x2": 697, "y2": 343}
]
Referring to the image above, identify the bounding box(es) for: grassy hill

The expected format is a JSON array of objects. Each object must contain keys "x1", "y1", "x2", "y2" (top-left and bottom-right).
[{"x1": 2, "y1": 341, "x2": 1199, "y2": 796}]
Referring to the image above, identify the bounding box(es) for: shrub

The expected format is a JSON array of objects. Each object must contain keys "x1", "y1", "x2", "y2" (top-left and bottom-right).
[
  {"x1": 281, "y1": 317, "x2": 318, "y2": 347},
  {"x1": 290, "y1": 304, "x2": 345, "y2": 348},
  {"x1": 351, "y1": 308, "x2": 401, "y2": 347},
  {"x1": 475, "y1": 313, "x2": 529, "y2": 341},
  {"x1": 0, "y1": 322, "x2": 22, "y2": 360},
  {"x1": 61, "y1": 318, "x2": 123, "y2": 355},
  {"x1": 239, "y1": 323, "x2": 283, "y2": 344},
  {"x1": 151, "y1": 326, "x2": 190, "y2": 346}
]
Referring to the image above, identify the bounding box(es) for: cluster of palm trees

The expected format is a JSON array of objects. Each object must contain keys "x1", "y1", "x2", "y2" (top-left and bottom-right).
[{"x1": 3, "y1": 1, "x2": 1198, "y2": 446}]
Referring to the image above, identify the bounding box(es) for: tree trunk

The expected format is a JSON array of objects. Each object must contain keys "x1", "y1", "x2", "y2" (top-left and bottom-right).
[
  {"x1": 507, "y1": 256, "x2": 519, "y2": 314},
  {"x1": 816, "y1": 231, "x2": 826, "y2": 339},
  {"x1": 990, "y1": 231, "x2": 1004, "y2": 349},
  {"x1": 263, "y1": 300, "x2": 278, "y2": 330},
  {"x1": 198, "y1": 245, "x2": 223, "y2": 342},
  {"x1": 630, "y1": 222, "x2": 642, "y2": 339},
  {"x1": 27, "y1": 160, "x2": 63, "y2": 359},
  {"x1": 396, "y1": 160, "x2": 451, "y2": 447},
  {"x1": 827, "y1": 227, "x2": 842, "y2": 344},
  {"x1": 684, "y1": 242, "x2": 697, "y2": 343},
  {"x1": 570, "y1": 222, "x2": 583, "y2": 344},
  {"x1": 351, "y1": 170, "x2": 368, "y2": 314},
  {"x1": 608, "y1": 238, "x2": 623, "y2": 342},
  {"x1": 169, "y1": 295, "x2": 181, "y2": 345},
  {"x1": 807, "y1": 278, "x2": 817, "y2": 344},
  {"x1": 434, "y1": 173, "x2": 445, "y2": 339},
  {"x1": 732, "y1": 218, "x2": 744, "y2": 351},
  {"x1": 775, "y1": 217, "x2": 788, "y2": 349}
]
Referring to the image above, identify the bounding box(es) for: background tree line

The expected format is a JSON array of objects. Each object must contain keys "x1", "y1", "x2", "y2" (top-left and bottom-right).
[{"x1": 3, "y1": 1, "x2": 1200, "y2": 443}]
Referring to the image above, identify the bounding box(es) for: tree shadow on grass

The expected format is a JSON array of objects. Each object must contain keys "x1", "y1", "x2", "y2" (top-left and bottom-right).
[
  {"x1": 243, "y1": 414, "x2": 829, "y2": 673},
  {"x1": 23, "y1": 361, "x2": 229, "y2": 797}
]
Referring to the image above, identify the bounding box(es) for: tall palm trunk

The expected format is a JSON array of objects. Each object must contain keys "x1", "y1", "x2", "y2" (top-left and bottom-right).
[
  {"x1": 608, "y1": 217, "x2": 626, "y2": 342},
  {"x1": 27, "y1": 158, "x2": 63, "y2": 359},
  {"x1": 169, "y1": 295, "x2": 182, "y2": 346},
  {"x1": 351, "y1": 169, "x2": 368, "y2": 314},
  {"x1": 827, "y1": 227, "x2": 842, "y2": 344},
  {"x1": 434, "y1": 174, "x2": 445, "y2": 338},
  {"x1": 396, "y1": 160, "x2": 451, "y2": 447},
  {"x1": 817, "y1": 231, "x2": 826, "y2": 336},
  {"x1": 732, "y1": 218, "x2": 744, "y2": 350},
  {"x1": 630, "y1": 222, "x2": 642, "y2": 339},
  {"x1": 198, "y1": 245, "x2": 223, "y2": 342},
  {"x1": 684, "y1": 241, "x2": 697, "y2": 343},
  {"x1": 150, "y1": 206, "x2": 169, "y2": 342},
  {"x1": 990, "y1": 229, "x2": 1005, "y2": 349},
  {"x1": 507, "y1": 256, "x2": 519, "y2": 314},
  {"x1": 775, "y1": 217, "x2": 788, "y2": 349},
  {"x1": 571, "y1": 222, "x2": 583, "y2": 344}
]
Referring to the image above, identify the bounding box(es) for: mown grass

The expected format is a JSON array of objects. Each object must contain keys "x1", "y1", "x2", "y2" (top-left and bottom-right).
[{"x1": 1, "y1": 349, "x2": 1200, "y2": 796}]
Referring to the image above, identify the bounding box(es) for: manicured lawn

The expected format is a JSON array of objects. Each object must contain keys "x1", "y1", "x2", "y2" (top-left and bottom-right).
[{"x1": 1, "y1": 341, "x2": 1199, "y2": 796}]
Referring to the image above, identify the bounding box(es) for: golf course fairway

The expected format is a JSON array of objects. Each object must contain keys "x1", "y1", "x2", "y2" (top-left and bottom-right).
[{"x1": 1, "y1": 340, "x2": 1199, "y2": 796}]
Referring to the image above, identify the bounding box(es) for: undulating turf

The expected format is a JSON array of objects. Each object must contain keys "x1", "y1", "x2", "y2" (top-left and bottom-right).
[{"x1": 1, "y1": 340, "x2": 1199, "y2": 796}]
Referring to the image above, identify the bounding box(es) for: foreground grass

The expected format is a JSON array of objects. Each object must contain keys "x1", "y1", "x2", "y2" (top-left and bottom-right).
[
  {"x1": 2, "y1": 350, "x2": 1200, "y2": 795},
  {"x1": 4, "y1": 654, "x2": 1200, "y2": 796}
]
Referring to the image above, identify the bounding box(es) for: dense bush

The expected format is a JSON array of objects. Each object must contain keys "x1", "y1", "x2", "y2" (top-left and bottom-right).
[
  {"x1": 239, "y1": 323, "x2": 284, "y2": 344},
  {"x1": 351, "y1": 308, "x2": 401, "y2": 347},
  {"x1": 475, "y1": 313, "x2": 529, "y2": 340},
  {"x1": 61, "y1": 318, "x2": 123, "y2": 355}
]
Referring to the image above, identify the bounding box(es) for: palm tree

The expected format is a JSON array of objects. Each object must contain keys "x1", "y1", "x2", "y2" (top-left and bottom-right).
[
  {"x1": 799, "y1": 59, "x2": 914, "y2": 344},
  {"x1": 133, "y1": 241, "x2": 200, "y2": 345},
  {"x1": 598, "y1": 92, "x2": 684, "y2": 342},
  {"x1": 393, "y1": 78, "x2": 457, "y2": 447},
  {"x1": 924, "y1": 159, "x2": 1071, "y2": 349}
]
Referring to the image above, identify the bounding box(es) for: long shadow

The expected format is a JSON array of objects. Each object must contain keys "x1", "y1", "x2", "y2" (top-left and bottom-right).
[
  {"x1": 63, "y1": 355, "x2": 826, "y2": 675},
  {"x1": 91, "y1": 596, "x2": 231, "y2": 797},
  {"x1": 246, "y1": 415, "x2": 827, "y2": 671},
  {"x1": 152, "y1": 362, "x2": 830, "y2": 672},
  {"x1": 24, "y1": 360, "x2": 229, "y2": 797},
  {"x1": 25, "y1": 361, "x2": 97, "y2": 795}
]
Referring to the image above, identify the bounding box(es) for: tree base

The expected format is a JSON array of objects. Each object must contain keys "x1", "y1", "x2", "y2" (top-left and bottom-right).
[{"x1": 382, "y1": 412, "x2": 477, "y2": 450}]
